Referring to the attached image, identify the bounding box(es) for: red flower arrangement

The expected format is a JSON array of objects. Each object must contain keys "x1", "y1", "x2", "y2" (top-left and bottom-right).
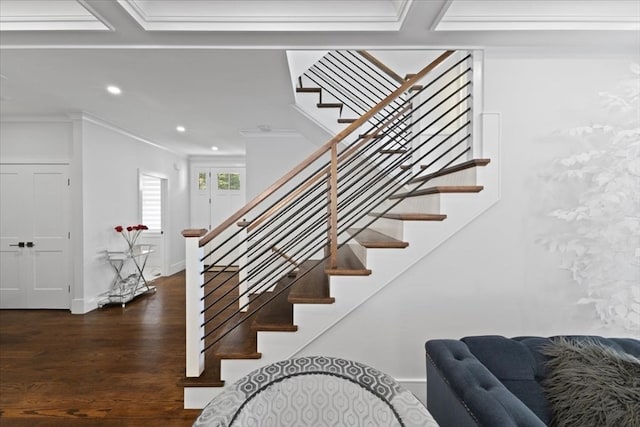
[{"x1": 114, "y1": 224, "x2": 148, "y2": 250}]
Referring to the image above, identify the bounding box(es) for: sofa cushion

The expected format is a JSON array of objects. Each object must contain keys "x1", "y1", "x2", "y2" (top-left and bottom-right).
[
  {"x1": 426, "y1": 336, "x2": 640, "y2": 427},
  {"x1": 541, "y1": 337, "x2": 640, "y2": 427},
  {"x1": 425, "y1": 339, "x2": 546, "y2": 427},
  {"x1": 462, "y1": 335, "x2": 552, "y2": 424}
]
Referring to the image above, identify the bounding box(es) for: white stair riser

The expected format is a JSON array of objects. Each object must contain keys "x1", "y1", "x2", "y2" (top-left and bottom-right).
[
  {"x1": 184, "y1": 387, "x2": 224, "y2": 409},
  {"x1": 348, "y1": 242, "x2": 367, "y2": 266},
  {"x1": 385, "y1": 193, "x2": 441, "y2": 214},
  {"x1": 406, "y1": 167, "x2": 478, "y2": 190},
  {"x1": 368, "y1": 216, "x2": 405, "y2": 241}
]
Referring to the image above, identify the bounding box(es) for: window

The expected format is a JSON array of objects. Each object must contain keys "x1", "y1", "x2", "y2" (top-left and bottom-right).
[
  {"x1": 198, "y1": 172, "x2": 207, "y2": 190},
  {"x1": 217, "y1": 173, "x2": 241, "y2": 190},
  {"x1": 140, "y1": 174, "x2": 162, "y2": 232}
]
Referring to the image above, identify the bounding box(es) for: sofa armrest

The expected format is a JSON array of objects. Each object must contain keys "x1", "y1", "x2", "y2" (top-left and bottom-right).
[{"x1": 425, "y1": 340, "x2": 546, "y2": 427}]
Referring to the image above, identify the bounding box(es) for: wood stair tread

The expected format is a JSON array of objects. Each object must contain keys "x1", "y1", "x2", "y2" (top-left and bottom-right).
[
  {"x1": 338, "y1": 118, "x2": 357, "y2": 124},
  {"x1": 179, "y1": 356, "x2": 224, "y2": 388},
  {"x1": 317, "y1": 103, "x2": 342, "y2": 109},
  {"x1": 369, "y1": 213, "x2": 447, "y2": 221},
  {"x1": 191, "y1": 270, "x2": 260, "y2": 386},
  {"x1": 214, "y1": 311, "x2": 262, "y2": 359},
  {"x1": 389, "y1": 185, "x2": 484, "y2": 200},
  {"x1": 288, "y1": 261, "x2": 334, "y2": 304},
  {"x1": 212, "y1": 286, "x2": 263, "y2": 359},
  {"x1": 296, "y1": 87, "x2": 321, "y2": 93},
  {"x1": 409, "y1": 159, "x2": 491, "y2": 185},
  {"x1": 347, "y1": 228, "x2": 408, "y2": 248},
  {"x1": 251, "y1": 280, "x2": 297, "y2": 332},
  {"x1": 325, "y1": 246, "x2": 371, "y2": 276}
]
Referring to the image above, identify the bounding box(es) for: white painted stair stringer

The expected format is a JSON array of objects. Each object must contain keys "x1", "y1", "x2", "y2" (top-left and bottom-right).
[{"x1": 184, "y1": 113, "x2": 501, "y2": 409}]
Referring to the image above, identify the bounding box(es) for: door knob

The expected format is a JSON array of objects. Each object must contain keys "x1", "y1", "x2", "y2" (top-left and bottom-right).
[
  {"x1": 26, "y1": 242, "x2": 34, "y2": 248},
  {"x1": 9, "y1": 242, "x2": 25, "y2": 248}
]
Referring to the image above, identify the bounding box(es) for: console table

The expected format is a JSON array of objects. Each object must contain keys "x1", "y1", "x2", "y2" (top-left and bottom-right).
[{"x1": 100, "y1": 244, "x2": 157, "y2": 307}]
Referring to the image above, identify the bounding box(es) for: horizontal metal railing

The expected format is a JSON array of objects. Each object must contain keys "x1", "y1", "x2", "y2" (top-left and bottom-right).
[
  {"x1": 301, "y1": 50, "x2": 412, "y2": 150},
  {"x1": 183, "y1": 50, "x2": 475, "y2": 374}
]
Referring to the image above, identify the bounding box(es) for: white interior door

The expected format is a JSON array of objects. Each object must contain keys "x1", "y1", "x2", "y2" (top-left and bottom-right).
[
  {"x1": 190, "y1": 167, "x2": 246, "y2": 267},
  {"x1": 138, "y1": 171, "x2": 167, "y2": 280},
  {"x1": 210, "y1": 168, "x2": 245, "y2": 266},
  {"x1": 0, "y1": 166, "x2": 26, "y2": 307},
  {"x1": 0, "y1": 164, "x2": 70, "y2": 309},
  {"x1": 192, "y1": 167, "x2": 212, "y2": 231}
]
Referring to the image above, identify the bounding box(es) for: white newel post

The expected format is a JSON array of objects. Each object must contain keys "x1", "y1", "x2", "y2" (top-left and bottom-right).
[
  {"x1": 471, "y1": 49, "x2": 485, "y2": 159},
  {"x1": 183, "y1": 229, "x2": 206, "y2": 377}
]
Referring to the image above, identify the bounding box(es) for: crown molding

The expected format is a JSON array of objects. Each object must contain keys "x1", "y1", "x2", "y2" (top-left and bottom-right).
[
  {"x1": 116, "y1": 0, "x2": 412, "y2": 32},
  {"x1": 0, "y1": 114, "x2": 72, "y2": 123},
  {"x1": 0, "y1": 17, "x2": 109, "y2": 31},
  {"x1": 436, "y1": 16, "x2": 640, "y2": 32},
  {"x1": 434, "y1": 0, "x2": 640, "y2": 32},
  {"x1": 77, "y1": 113, "x2": 187, "y2": 158},
  {"x1": 0, "y1": 0, "x2": 111, "y2": 31}
]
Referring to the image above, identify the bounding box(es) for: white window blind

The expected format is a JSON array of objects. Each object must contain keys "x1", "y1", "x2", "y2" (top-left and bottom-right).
[{"x1": 141, "y1": 174, "x2": 162, "y2": 232}]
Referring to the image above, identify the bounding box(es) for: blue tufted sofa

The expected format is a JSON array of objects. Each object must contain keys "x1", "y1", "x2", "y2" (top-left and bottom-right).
[{"x1": 424, "y1": 335, "x2": 640, "y2": 427}]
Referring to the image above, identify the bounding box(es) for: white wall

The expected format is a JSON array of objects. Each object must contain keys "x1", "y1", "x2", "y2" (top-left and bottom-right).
[
  {"x1": 78, "y1": 117, "x2": 189, "y2": 312},
  {"x1": 295, "y1": 50, "x2": 640, "y2": 401},
  {"x1": 0, "y1": 119, "x2": 72, "y2": 162},
  {"x1": 244, "y1": 135, "x2": 326, "y2": 270},
  {"x1": 0, "y1": 116, "x2": 190, "y2": 314},
  {"x1": 245, "y1": 136, "x2": 318, "y2": 201}
]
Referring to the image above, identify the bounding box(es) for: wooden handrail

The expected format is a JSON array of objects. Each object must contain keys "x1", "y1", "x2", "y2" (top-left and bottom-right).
[
  {"x1": 357, "y1": 50, "x2": 405, "y2": 84},
  {"x1": 272, "y1": 246, "x2": 300, "y2": 269},
  {"x1": 247, "y1": 103, "x2": 413, "y2": 233},
  {"x1": 196, "y1": 50, "x2": 454, "y2": 248}
]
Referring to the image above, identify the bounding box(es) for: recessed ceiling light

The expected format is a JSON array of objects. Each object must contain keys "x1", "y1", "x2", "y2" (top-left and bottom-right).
[
  {"x1": 176, "y1": 125, "x2": 186, "y2": 132},
  {"x1": 211, "y1": 146, "x2": 219, "y2": 151},
  {"x1": 106, "y1": 85, "x2": 121, "y2": 95}
]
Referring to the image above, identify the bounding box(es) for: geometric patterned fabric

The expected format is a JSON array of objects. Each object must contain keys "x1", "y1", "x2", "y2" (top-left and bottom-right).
[{"x1": 193, "y1": 356, "x2": 438, "y2": 427}]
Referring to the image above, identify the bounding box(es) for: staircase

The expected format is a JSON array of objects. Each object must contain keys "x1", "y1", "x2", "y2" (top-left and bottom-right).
[{"x1": 182, "y1": 49, "x2": 500, "y2": 408}]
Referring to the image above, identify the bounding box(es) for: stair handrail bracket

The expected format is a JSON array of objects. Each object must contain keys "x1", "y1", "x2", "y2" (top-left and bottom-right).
[{"x1": 182, "y1": 49, "x2": 482, "y2": 386}]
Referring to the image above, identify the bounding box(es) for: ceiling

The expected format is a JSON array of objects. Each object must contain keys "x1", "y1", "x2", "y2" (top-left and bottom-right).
[{"x1": 1, "y1": 0, "x2": 638, "y2": 157}]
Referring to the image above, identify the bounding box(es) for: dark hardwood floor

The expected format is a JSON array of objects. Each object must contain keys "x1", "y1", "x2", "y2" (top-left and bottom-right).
[{"x1": 0, "y1": 271, "x2": 202, "y2": 426}]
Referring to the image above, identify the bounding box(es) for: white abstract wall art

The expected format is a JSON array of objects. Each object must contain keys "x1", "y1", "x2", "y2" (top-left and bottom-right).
[{"x1": 537, "y1": 64, "x2": 640, "y2": 331}]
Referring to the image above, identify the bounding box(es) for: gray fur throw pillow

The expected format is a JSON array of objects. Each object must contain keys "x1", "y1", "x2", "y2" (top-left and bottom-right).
[{"x1": 541, "y1": 338, "x2": 640, "y2": 427}]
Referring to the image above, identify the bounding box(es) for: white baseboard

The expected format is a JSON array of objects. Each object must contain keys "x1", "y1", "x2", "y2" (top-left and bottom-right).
[
  {"x1": 71, "y1": 297, "x2": 98, "y2": 314},
  {"x1": 184, "y1": 387, "x2": 223, "y2": 409},
  {"x1": 169, "y1": 260, "x2": 186, "y2": 275}
]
